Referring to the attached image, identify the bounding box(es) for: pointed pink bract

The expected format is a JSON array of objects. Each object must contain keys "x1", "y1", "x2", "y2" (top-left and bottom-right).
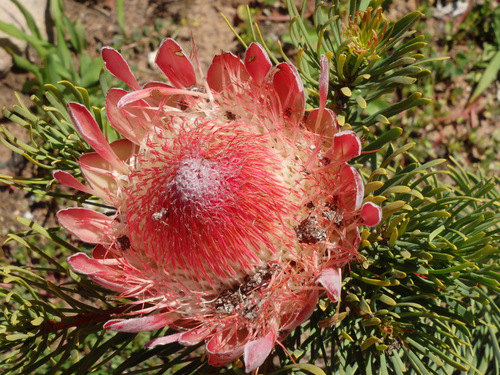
[
  {"x1": 155, "y1": 38, "x2": 197, "y2": 88},
  {"x1": 273, "y1": 62, "x2": 305, "y2": 124},
  {"x1": 53, "y1": 170, "x2": 96, "y2": 196},
  {"x1": 145, "y1": 332, "x2": 183, "y2": 348},
  {"x1": 207, "y1": 52, "x2": 249, "y2": 92},
  {"x1": 77, "y1": 139, "x2": 134, "y2": 203},
  {"x1": 244, "y1": 42, "x2": 272, "y2": 84},
  {"x1": 361, "y1": 201, "x2": 382, "y2": 227},
  {"x1": 317, "y1": 267, "x2": 342, "y2": 302},
  {"x1": 117, "y1": 86, "x2": 196, "y2": 108},
  {"x1": 68, "y1": 251, "x2": 130, "y2": 292},
  {"x1": 331, "y1": 130, "x2": 362, "y2": 160},
  {"x1": 102, "y1": 47, "x2": 141, "y2": 90},
  {"x1": 306, "y1": 107, "x2": 339, "y2": 136},
  {"x1": 178, "y1": 327, "x2": 211, "y2": 346},
  {"x1": 57, "y1": 208, "x2": 113, "y2": 244},
  {"x1": 339, "y1": 165, "x2": 365, "y2": 210},
  {"x1": 67, "y1": 252, "x2": 109, "y2": 275},
  {"x1": 68, "y1": 103, "x2": 126, "y2": 173},
  {"x1": 106, "y1": 88, "x2": 148, "y2": 144},
  {"x1": 244, "y1": 329, "x2": 277, "y2": 372},
  {"x1": 104, "y1": 312, "x2": 179, "y2": 333},
  {"x1": 319, "y1": 54, "x2": 329, "y2": 110},
  {"x1": 206, "y1": 332, "x2": 245, "y2": 366},
  {"x1": 279, "y1": 290, "x2": 319, "y2": 339}
]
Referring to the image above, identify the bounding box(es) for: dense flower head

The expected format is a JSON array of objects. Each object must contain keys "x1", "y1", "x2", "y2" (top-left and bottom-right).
[
  {"x1": 56, "y1": 39, "x2": 381, "y2": 372},
  {"x1": 341, "y1": 7, "x2": 388, "y2": 59}
]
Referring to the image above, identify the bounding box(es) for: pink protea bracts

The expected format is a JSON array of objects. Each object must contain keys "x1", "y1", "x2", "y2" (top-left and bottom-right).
[{"x1": 56, "y1": 39, "x2": 381, "y2": 372}]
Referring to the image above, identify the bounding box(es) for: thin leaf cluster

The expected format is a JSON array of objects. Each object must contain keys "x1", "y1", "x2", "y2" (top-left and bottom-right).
[{"x1": 286, "y1": 0, "x2": 437, "y2": 130}]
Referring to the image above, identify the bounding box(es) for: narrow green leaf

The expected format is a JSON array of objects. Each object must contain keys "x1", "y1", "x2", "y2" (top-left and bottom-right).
[
  {"x1": 362, "y1": 127, "x2": 403, "y2": 151},
  {"x1": 11, "y1": 0, "x2": 43, "y2": 39},
  {"x1": 115, "y1": 0, "x2": 126, "y2": 36},
  {"x1": 380, "y1": 143, "x2": 415, "y2": 168},
  {"x1": 388, "y1": 11, "x2": 423, "y2": 45},
  {"x1": 10, "y1": 53, "x2": 42, "y2": 79},
  {"x1": 16, "y1": 217, "x2": 81, "y2": 253},
  {"x1": 80, "y1": 55, "x2": 103, "y2": 88},
  {"x1": 280, "y1": 363, "x2": 327, "y2": 375},
  {"x1": 363, "y1": 93, "x2": 428, "y2": 124},
  {"x1": 383, "y1": 76, "x2": 417, "y2": 84},
  {"x1": 356, "y1": 94, "x2": 367, "y2": 108},
  {"x1": 465, "y1": 245, "x2": 496, "y2": 262},
  {"x1": 0, "y1": 20, "x2": 50, "y2": 57},
  {"x1": 361, "y1": 337, "x2": 383, "y2": 351},
  {"x1": 470, "y1": 50, "x2": 500, "y2": 102},
  {"x1": 390, "y1": 352, "x2": 406, "y2": 375},
  {"x1": 0, "y1": 125, "x2": 38, "y2": 153},
  {"x1": 405, "y1": 337, "x2": 445, "y2": 368},
  {"x1": 403, "y1": 344, "x2": 431, "y2": 375},
  {"x1": 337, "y1": 53, "x2": 347, "y2": 80},
  {"x1": 427, "y1": 262, "x2": 476, "y2": 275},
  {"x1": 429, "y1": 225, "x2": 445, "y2": 243},
  {"x1": 377, "y1": 294, "x2": 397, "y2": 306}
]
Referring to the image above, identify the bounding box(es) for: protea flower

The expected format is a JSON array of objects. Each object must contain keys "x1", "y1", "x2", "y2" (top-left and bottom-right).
[{"x1": 55, "y1": 39, "x2": 381, "y2": 372}]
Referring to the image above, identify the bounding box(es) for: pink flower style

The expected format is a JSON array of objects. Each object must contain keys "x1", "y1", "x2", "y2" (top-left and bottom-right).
[{"x1": 55, "y1": 39, "x2": 381, "y2": 372}]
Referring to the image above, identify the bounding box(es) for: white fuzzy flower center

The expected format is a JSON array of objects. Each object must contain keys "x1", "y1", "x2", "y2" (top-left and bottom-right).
[{"x1": 166, "y1": 157, "x2": 230, "y2": 212}]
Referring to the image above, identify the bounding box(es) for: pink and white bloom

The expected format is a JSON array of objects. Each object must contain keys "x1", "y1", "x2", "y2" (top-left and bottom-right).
[{"x1": 56, "y1": 39, "x2": 381, "y2": 372}]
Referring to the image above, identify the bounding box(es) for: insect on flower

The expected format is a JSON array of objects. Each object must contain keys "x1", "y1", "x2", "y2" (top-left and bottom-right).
[{"x1": 55, "y1": 39, "x2": 381, "y2": 372}]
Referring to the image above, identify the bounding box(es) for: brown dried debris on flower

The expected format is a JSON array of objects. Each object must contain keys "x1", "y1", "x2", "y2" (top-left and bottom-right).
[{"x1": 294, "y1": 215, "x2": 328, "y2": 244}]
